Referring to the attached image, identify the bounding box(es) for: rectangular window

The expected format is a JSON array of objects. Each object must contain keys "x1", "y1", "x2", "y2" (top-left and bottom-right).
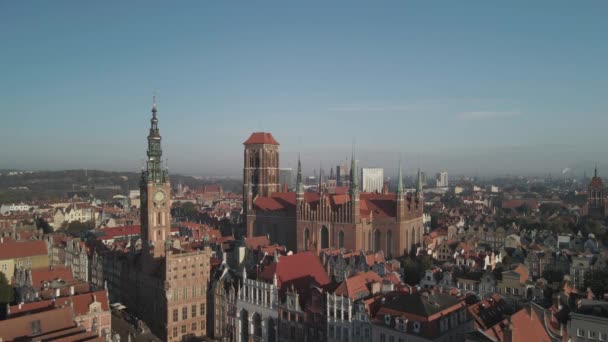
[
  {"x1": 590, "y1": 331, "x2": 597, "y2": 339},
  {"x1": 173, "y1": 309, "x2": 178, "y2": 322},
  {"x1": 182, "y1": 307, "x2": 187, "y2": 320},
  {"x1": 173, "y1": 326, "x2": 177, "y2": 337},
  {"x1": 579, "y1": 329, "x2": 586, "y2": 337},
  {"x1": 380, "y1": 333, "x2": 386, "y2": 342},
  {"x1": 192, "y1": 322, "x2": 197, "y2": 331},
  {"x1": 192, "y1": 305, "x2": 197, "y2": 318},
  {"x1": 181, "y1": 325, "x2": 186, "y2": 334},
  {"x1": 200, "y1": 303, "x2": 205, "y2": 316}
]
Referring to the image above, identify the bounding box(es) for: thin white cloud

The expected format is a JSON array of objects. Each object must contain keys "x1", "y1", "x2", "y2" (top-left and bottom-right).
[
  {"x1": 328, "y1": 104, "x2": 422, "y2": 112},
  {"x1": 458, "y1": 110, "x2": 522, "y2": 120}
]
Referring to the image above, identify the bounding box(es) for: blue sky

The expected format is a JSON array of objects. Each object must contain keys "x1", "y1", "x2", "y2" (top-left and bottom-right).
[{"x1": 1, "y1": 1, "x2": 607, "y2": 177}]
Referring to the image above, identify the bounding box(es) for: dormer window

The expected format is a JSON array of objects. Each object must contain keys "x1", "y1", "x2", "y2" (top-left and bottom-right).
[{"x1": 413, "y1": 321, "x2": 421, "y2": 333}]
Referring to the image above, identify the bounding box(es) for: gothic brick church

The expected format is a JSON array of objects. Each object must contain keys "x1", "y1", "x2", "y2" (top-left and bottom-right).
[{"x1": 243, "y1": 132, "x2": 424, "y2": 258}]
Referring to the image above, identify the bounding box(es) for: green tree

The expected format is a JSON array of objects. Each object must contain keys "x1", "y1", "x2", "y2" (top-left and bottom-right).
[
  {"x1": 180, "y1": 202, "x2": 199, "y2": 221},
  {"x1": 542, "y1": 269, "x2": 564, "y2": 284},
  {"x1": 584, "y1": 269, "x2": 608, "y2": 298},
  {"x1": 66, "y1": 220, "x2": 95, "y2": 236},
  {"x1": 0, "y1": 272, "x2": 14, "y2": 305},
  {"x1": 35, "y1": 217, "x2": 53, "y2": 234}
]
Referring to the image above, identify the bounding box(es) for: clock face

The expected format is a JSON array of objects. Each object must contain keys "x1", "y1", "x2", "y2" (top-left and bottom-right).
[{"x1": 153, "y1": 190, "x2": 166, "y2": 204}]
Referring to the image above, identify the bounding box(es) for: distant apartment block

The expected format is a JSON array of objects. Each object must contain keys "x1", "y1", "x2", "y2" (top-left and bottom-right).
[
  {"x1": 436, "y1": 171, "x2": 448, "y2": 188},
  {"x1": 361, "y1": 168, "x2": 384, "y2": 193}
]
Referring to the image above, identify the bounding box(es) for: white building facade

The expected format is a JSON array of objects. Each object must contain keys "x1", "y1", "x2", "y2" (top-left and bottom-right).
[{"x1": 361, "y1": 168, "x2": 384, "y2": 193}]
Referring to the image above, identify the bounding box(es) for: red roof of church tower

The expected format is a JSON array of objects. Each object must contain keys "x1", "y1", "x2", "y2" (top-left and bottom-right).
[{"x1": 243, "y1": 132, "x2": 280, "y2": 145}]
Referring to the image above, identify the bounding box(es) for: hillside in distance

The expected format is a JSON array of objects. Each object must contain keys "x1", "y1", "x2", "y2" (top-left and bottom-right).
[{"x1": 0, "y1": 169, "x2": 243, "y2": 203}]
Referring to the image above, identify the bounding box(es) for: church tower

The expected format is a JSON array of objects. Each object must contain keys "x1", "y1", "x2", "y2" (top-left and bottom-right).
[
  {"x1": 243, "y1": 132, "x2": 280, "y2": 204},
  {"x1": 588, "y1": 165, "x2": 606, "y2": 219},
  {"x1": 140, "y1": 97, "x2": 171, "y2": 258}
]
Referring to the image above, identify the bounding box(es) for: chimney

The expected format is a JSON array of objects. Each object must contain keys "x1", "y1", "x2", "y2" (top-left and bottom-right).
[
  {"x1": 18, "y1": 302, "x2": 22, "y2": 310},
  {"x1": 55, "y1": 288, "x2": 60, "y2": 298},
  {"x1": 70, "y1": 286, "x2": 75, "y2": 296}
]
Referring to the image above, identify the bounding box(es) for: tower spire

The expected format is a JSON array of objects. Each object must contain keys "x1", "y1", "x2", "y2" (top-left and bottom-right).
[
  {"x1": 145, "y1": 96, "x2": 165, "y2": 184},
  {"x1": 349, "y1": 148, "x2": 358, "y2": 197},
  {"x1": 595, "y1": 163, "x2": 598, "y2": 178},
  {"x1": 416, "y1": 168, "x2": 423, "y2": 195},
  {"x1": 296, "y1": 154, "x2": 304, "y2": 195},
  {"x1": 397, "y1": 157, "x2": 403, "y2": 196}
]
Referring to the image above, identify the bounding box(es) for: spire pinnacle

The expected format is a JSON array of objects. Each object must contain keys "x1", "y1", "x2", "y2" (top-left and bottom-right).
[
  {"x1": 416, "y1": 167, "x2": 423, "y2": 195},
  {"x1": 152, "y1": 95, "x2": 157, "y2": 116},
  {"x1": 349, "y1": 148, "x2": 358, "y2": 197},
  {"x1": 296, "y1": 154, "x2": 304, "y2": 195},
  {"x1": 595, "y1": 163, "x2": 598, "y2": 178},
  {"x1": 397, "y1": 157, "x2": 403, "y2": 196}
]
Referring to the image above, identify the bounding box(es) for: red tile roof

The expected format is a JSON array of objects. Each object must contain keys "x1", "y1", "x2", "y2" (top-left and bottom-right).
[
  {"x1": 0, "y1": 306, "x2": 75, "y2": 341},
  {"x1": 98, "y1": 225, "x2": 140, "y2": 241},
  {"x1": 8, "y1": 300, "x2": 55, "y2": 317},
  {"x1": 203, "y1": 185, "x2": 222, "y2": 193},
  {"x1": 65, "y1": 290, "x2": 110, "y2": 316},
  {"x1": 484, "y1": 307, "x2": 551, "y2": 342},
  {"x1": 245, "y1": 235, "x2": 270, "y2": 250},
  {"x1": 243, "y1": 132, "x2": 279, "y2": 145},
  {"x1": 259, "y1": 251, "x2": 330, "y2": 289},
  {"x1": 31, "y1": 266, "x2": 75, "y2": 290},
  {"x1": 253, "y1": 191, "x2": 415, "y2": 218},
  {"x1": 502, "y1": 199, "x2": 539, "y2": 210},
  {"x1": 335, "y1": 271, "x2": 382, "y2": 300},
  {"x1": 0, "y1": 239, "x2": 47, "y2": 260},
  {"x1": 512, "y1": 264, "x2": 529, "y2": 283}
]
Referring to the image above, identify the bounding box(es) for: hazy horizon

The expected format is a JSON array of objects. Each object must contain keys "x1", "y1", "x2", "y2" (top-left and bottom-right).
[{"x1": 2, "y1": 1, "x2": 607, "y2": 177}]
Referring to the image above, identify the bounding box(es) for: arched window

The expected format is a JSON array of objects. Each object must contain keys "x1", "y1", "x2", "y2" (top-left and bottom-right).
[
  {"x1": 240, "y1": 309, "x2": 249, "y2": 341},
  {"x1": 374, "y1": 230, "x2": 381, "y2": 252},
  {"x1": 386, "y1": 230, "x2": 392, "y2": 258},
  {"x1": 253, "y1": 313, "x2": 262, "y2": 338},
  {"x1": 304, "y1": 228, "x2": 310, "y2": 250},
  {"x1": 321, "y1": 226, "x2": 329, "y2": 249},
  {"x1": 338, "y1": 230, "x2": 345, "y2": 249}
]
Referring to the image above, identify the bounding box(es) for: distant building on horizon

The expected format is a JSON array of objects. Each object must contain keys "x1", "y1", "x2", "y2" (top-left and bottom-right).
[
  {"x1": 361, "y1": 168, "x2": 384, "y2": 193},
  {"x1": 279, "y1": 168, "x2": 293, "y2": 190},
  {"x1": 436, "y1": 171, "x2": 448, "y2": 188}
]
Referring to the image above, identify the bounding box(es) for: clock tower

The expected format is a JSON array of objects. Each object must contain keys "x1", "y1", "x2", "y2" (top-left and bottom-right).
[{"x1": 140, "y1": 97, "x2": 171, "y2": 258}]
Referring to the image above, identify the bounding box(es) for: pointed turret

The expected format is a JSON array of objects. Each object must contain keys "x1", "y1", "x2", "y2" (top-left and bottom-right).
[
  {"x1": 397, "y1": 161, "x2": 404, "y2": 196},
  {"x1": 416, "y1": 168, "x2": 423, "y2": 196},
  {"x1": 296, "y1": 154, "x2": 304, "y2": 196},
  {"x1": 296, "y1": 155, "x2": 304, "y2": 219},
  {"x1": 396, "y1": 160, "x2": 406, "y2": 222},
  {"x1": 143, "y1": 96, "x2": 167, "y2": 184},
  {"x1": 595, "y1": 163, "x2": 598, "y2": 178},
  {"x1": 349, "y1": 150, "x2": 360, "y2": 223},
  {"x1": 349, "y1": 152, "x2": 359, "y2": 198}
]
